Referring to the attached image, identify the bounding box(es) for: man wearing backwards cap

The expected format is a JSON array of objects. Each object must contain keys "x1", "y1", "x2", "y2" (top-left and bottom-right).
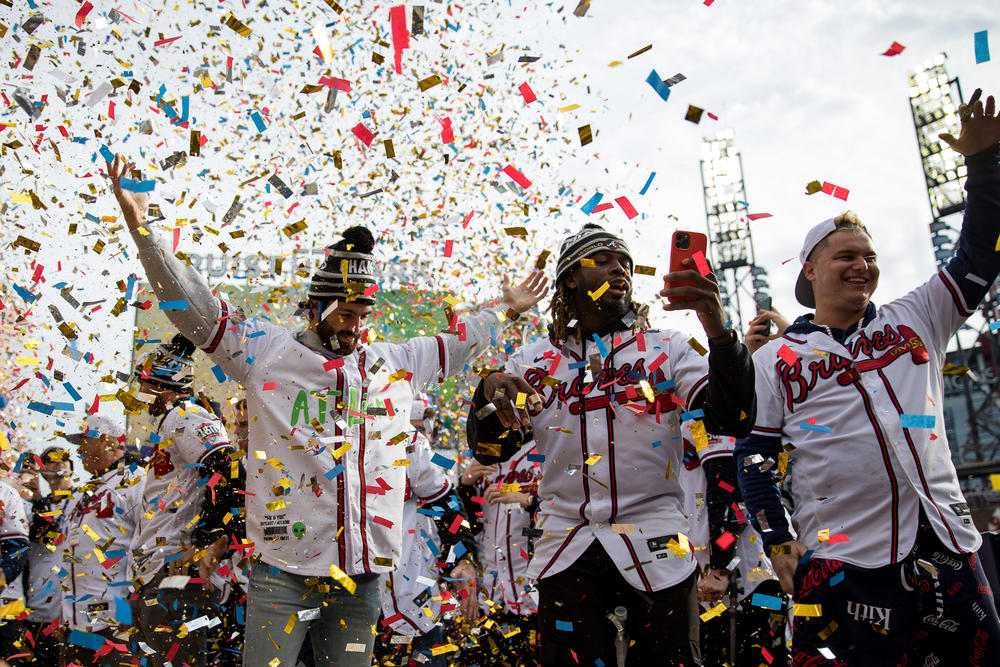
[
  {"x1": 128, "y1": 334, "x2": 244, "y2": 667},
  {"x1": 466, "y1": 222, "x2": 757, "y2": 665},
  {"x1": 736, "y1": 89, "x2": 1000, "y2": 665},
  {"x1": 60, "y1": 413, "x2": 144, "y2": 667},
  {"x1": 106, "y1": 155, "x2": 548, "y2": 667}
]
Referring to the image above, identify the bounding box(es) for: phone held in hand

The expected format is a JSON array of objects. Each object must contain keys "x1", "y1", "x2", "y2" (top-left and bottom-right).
[
  {"x1": 756, "y1": 295, "x2": 773, "y2": 336},
  {"x1": 667, "y1": 230, "x2": 709, "y2": 303}
]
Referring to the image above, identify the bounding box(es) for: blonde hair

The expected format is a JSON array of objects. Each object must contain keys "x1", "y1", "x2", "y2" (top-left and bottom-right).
[{"x1": 807, "y1": 211, "x2": 870, "y2": 261}]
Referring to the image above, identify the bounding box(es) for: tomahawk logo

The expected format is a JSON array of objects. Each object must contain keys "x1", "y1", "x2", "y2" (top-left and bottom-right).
[{"x1": 846, "y1": 600, "x2": 892, "y2": 631}]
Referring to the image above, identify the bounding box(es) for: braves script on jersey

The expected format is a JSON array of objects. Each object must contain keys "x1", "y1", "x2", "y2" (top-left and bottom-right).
[
  {"x1": 475, "y1": 448, "x2": 540, "y2": 613},
  {"x1": 131, "y1": 402, "x2": 232, "y2": 581},
  {"x1": 62, "y1": 462, "x2": 145, "y2": 631},
  {"x1": 203, "y1": 299, "x2": 507, "y2": 577},
  {"x1": 507, "y1": 329, "x2": 710, "y2": 592},
  {"x1": 748, "y1": 279, "x2": 983, "y2": 567}
]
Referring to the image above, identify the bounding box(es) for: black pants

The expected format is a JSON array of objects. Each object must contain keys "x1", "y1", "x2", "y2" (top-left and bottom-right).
[
  {"x1": 537, "y1": 540, "x2": 699, "y2": 666},
  {"x1": 130, "y1": 570, "x2": 217, "y2": 667},
  {"x1": 791, "y1": 523, "x2": 1000, "y2": 666},
  {"x1": 700, "y1": 579, "x2": 788, "y2": 667},
  {"x1": 58, "y1": 627, "x2": 122, "y2": 667},
  {"x1": 21, "y1": 620, "x2": 62, "y2": 667}
]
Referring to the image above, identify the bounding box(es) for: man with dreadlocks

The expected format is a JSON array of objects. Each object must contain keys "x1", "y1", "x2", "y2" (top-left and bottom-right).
[
  {"x1": 466, "y1": 223, "x2": 756, "y2": 665},
  {"x1": 128, "y1": 334, "x2": 245, "y2": 667},
  {"x1": 106, "y1": 155, "x2": 548, "y2": 667}
]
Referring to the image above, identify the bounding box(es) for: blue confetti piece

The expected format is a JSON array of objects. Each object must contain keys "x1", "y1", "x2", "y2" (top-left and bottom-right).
[
  {"x1": 655, "y1": 379, "x2": 675, "y2": 392},
  {"x1": 799, "y1": 421, "x2": 833, "y2": 433},
  {"x1": 555, "y1": 620, "x2": 574, "y2": 631},
  {"x1": 431, "y1": 453, "x2": 456, "y2": 470},
  {"x1": 680, "y1": 408, "x2": 705, "y2": 421},
  {"x1": 27, "y1": 402, "x2": 54, "y2": 415},
  {"x1": 737, "y1": 200, "x2": 749, "y2": 207},
  {"x1": 324, "y1": 464, "x2": 345, "y2": 481},
  {"x1": 159, "y1": 300, "x2": 189, "y2": 310},
  {"x1": 900, "y1": 414, "x2": 935, "y2": 429},
  {"x1": 750, "y1": 593, "x2": 784, "y2": 610},
  {"x1": 63, "y1": 382, "x2": 82, "y2": 401},
  {"x1": 975, "y1": 30, "x2": 990, "y2": 64},
  {"x1": 210, "y1": 365, "x2": 227, "y2": 383},
  {"x1": 250, "y1": 111, "x2": 266, "y2": 133},
  {"x1": 125, "y1": 275, "x2": 136, "y2": 300},
  {"x1": 99, "y1": 145, "x2": 115, "y2": 163},
  {"x1": 527, "y1": 453, "x2": 546, "y2": 462},
  {"x1": 13, "y1": 284, "x2": 37, "y2": 303},
  {"x1": 113, "y1": 597, "x2": 132, "y2": 624},
  {"x1": 119, "y1": 178, "x2": 155, "y2": 193},
  {"x1": 581, "y1": 192, "x2": 603, "y2": 214},
  {"x1": 68, "y1": 630, "x2": 106, "y2": 651},
  {"x1": 567, "y1": 360, "x2": 589, "y2": 370},
  {"x1": 830, "y1": 571, "x2": 845, "y2": 587},
  {"x1": 49, "y1": 402, "x2": 74, "y2": 412},
  {"x1": 651, "y1": 440, "x2": 662, "y2": 448},
  {"x1": 645, "y1": 69, "x2": 671, "y2": 101},
  {"x1": 592, "y1": 334, "x2": 609, "y2": 358},
  {"x1": 991, "y1": 321, "x2": 1000, "y2": 333},
  {"x1": 638, "y1": 172, "x2": 656, "y2": 195}
]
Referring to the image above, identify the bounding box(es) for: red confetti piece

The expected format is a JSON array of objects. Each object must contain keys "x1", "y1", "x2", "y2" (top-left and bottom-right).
[
  {"x1": 821, "y1": 181, "x2": 850, "y2": 201},
  {"x1": 444, "y1": 239, "x2": 454, "y2": 257},
  {"x1": 648, "y1": 351, "x2": 668, "y2": 372},
  {"x1": 323, "y1": 358, "x2": 344, "y2": 372},
  {"x1": 746, "y1": 213, "x2": 772, "y2": 221},
  {"x1": 462, "y1": 210, "x2": 474, "y2": 229},
  {"x1": 714, "y1": 531, "x2": 736, "y2": 550},
  {"x1": 351, "y1": 123, "x2": 375, "y2": 147},
  {"x1": 262, "y1": 382, "x2": 276, "y2": 391},
  {"x1": 153, "y1": 35, "x2": 182, "y2": 47},
  {"x1": 881, "y1": 41, "x2": 906, "y2": 56},
  {"x1": 827, "y1": 533, "x2": 850, "y2": 544},
  {"x1": 518, "y1": 82, "x2": 537, "y2": 103},
  {"x1": 75, "y1": 1, "x2": 94, "y2": 28},
  {"x1": 614, "y1": 196, "x2": 638, "y2": 220},
  {"x1": 692, "y1": 250, "x2": 710, "y2": 276},
  {"x1": 318, "y1": 76, "x2": 352, "y2": 91},
  {"x1": 373, "y1": 515, "x2": 394, "y2": 528},
  {"x1": 777, "y1": 344, "x2": 798, "y2": 365},
  {"x1": 591, "y1": 202, "x2": 614, "y2": 213},
  {"x1": 436, "y1": 115, "x2": 454, "y2": 143},
  {"x1": 502, "y1": 165, "x2": 532, "y2": 189},
  {"x1": 447, "y1": 514, "x2": 463, "y2": 534},
  {"x1": 717, "y1": 480, "x2": 735, "y2": 493},
  {"x1": 389, "y1": 5, "x2": 409, "y2": 74}
]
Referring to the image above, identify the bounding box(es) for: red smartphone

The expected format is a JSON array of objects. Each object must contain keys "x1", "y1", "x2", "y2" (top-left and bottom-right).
[{"x1": 667, "y1": 230, "x2": 709, "y2": 303}]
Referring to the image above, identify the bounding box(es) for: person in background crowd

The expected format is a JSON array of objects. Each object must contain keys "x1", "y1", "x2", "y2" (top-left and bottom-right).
[
  {"x1": 0, "y1": 462, "x2": 30, "y2": 667},
  {"x1": 60, "y1": 414, "x2": 144, "y2": 667}
]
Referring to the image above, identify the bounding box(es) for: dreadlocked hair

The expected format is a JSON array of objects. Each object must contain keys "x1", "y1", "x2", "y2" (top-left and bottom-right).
[{"x1": 549, "y1": 280, "x2": 650, "y2": 343}]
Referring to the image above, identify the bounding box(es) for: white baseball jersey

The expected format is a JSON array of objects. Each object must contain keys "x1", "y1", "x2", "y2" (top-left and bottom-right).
[
  {"x1": 61, "y1": 461, "x2": 145, "y2": 631},
  {"x1": 507, "y1": 329, "x2": 711, "y2": 592},
  {"x1": 474, "y1": 448, "x2": 540, "y2": 614},
  {"x1": 680, "y1": 434, "x2": 776, "y2": 601},
  {"x1": 749, "y1": 274, "x2": 982, "y2": 568},
  {"x1": 202, "y1": 298, "x2": 508, "y2": 577},
  {"x1": 131, "y1": 401, "x2": 233, "y2": 581},
  {"x1": 379, "y1": 431, "x2": 450, "y2": 636},
  {"x1": 26, "y1": 493, "x2": 70, "y2": 622},
  {"x1": 0, "y1": 483, "x2": 29, "y2": 603}
]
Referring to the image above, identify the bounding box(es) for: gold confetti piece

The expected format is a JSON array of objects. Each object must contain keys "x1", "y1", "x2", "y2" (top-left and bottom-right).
[
  {"x1": 500, "y1": 483, "x2": 522, "y2": 493},
  {"x1": 638, "y1": 379, "x2": 655, "y2": 403},
  {"x1": 224, "y1": 13, "x2": 252, "y2": 37},
  {"x1": 535, "y1": 250, "x2": 551, "y2": 269},
  {"x1": 373, "y1": 557, "x2": 393, "y2": 567},
  {"x1": 329, "y1": 564, "x2": 357, "y2": 594},
  {"x1": 942, "y1": 363, "x2": 970, "y2": 376},
  {"x1": 322, "y1": 0, "x2": 343, "y2": 12},
  {"x1": 189, "y1": 130, "x2": 201, "y2": 156},
  {"x1": 699, "y1": 603, "x2": 727, "y2": 622},
  {"x1": 817, "y1": 620, "x2": 838, "y2": 641},
  {"x1": 793, "y1": 603, "x2": 823, "y2": 617},
  {"x1": 504, "y1": 226, "x2": 528, "y2": 237},
  {"x1": 685, "y1": 105, "x2": 705, "y2": 124},
  {"x1": 558, "y1": 104, "x2": 581, "y2": 112},
  {"x1": 628, "y1": 44, "x2": 653, "y2": 59},
  {"x1": 584, "y1": 454, "x2": 602, "y2": 466},
  {"x1": 588, "y1": 281, "x2": 610, "y2": 300},
  {"x1": 515, "y1": 392, "x2": 527, "y2": 409},
  {"x1": 16, "y1": 356, "x2": 39, "y2": 366},
  {"x1": 393, "y1": 459, "x2": 410, "y2": 467},
  {"x1": 332, "y1": 442, "x2": 351, "y2": 459},
  {"x1": 687, "y1": 338, "x2": 708, "y2": 356},
  {"x1": 383, "y1": 139, "x2": 395, "y2": 159},
  {"x1": 690, "y1": 420, "x2": 708, "y2": 451},
  {"x1": 817, "y1": 528, "x2": 830, "y2": 542},
  {"x1": 805, "y1": 180, "x2": 823, "y2": 195},
  {"x1": 282, "y1": 219, "x2": 307, "y2": 237},
  {"x1": 634, "y1": 265, "x2": 656, "y2": 275},
  {"x1": 417, "y1": 74, "x2": 442, "y2": 91},
  {"x1": 12, "y1": 235, "x2": 40, "y2": 252},
  {"x1": 578, "y1": 124, "x2": 592, "y2": 146},
  {"x1": 611, "y1": 523, "x2": 635, "y2": 534},
  {"x1": 579, "y1": 258, "x2": 596, "y2": 267},
  {"x1": 430, "y1": 645, "x2": 459, "y2": 656},
  {"x1": 990, "y1": 474, "x2": 1000, "y2": 491}
]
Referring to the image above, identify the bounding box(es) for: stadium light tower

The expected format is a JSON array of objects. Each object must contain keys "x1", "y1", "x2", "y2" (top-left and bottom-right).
[
  {"x1": 907, "y1": 53, "x2": 966, "y2": 269},
  {"x1": 699, "y1": 129, "x2": 769, "y2": 333}
]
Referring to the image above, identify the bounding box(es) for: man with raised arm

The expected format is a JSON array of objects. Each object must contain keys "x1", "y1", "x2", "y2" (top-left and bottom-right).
[
  {"x1": 736, "y1": 89, "x2": 1000, "y2": 665},
  {"x1": 106, "y1": 155, "x2": 547, "y2": 667}
]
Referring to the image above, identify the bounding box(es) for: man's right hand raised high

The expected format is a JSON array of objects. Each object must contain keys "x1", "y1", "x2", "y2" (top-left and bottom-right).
[{"x1": 107, "y1": 155, "x2": 149, "y2": 231}]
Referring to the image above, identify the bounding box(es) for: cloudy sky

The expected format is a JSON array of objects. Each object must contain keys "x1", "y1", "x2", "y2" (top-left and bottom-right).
[{"x1": 1, "y1": 0, "x2": 997, "y2": 453}]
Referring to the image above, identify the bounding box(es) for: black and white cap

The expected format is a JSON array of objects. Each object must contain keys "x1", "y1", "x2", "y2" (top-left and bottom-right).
[
  {"x1": 307, "y1": 226, "x2": 378, "y2": 305},
  {"x1": 134, "y1": 334, "x2": 196, "y2": 392},
  {"x1": 555, "y1": 223, "x2": 633, "y2": 283}
]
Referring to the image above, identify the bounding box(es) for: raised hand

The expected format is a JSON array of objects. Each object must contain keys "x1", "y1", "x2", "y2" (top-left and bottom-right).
[
  {"x1": 660, "y1": 257, "x2": 728, "y2": 339},
  {"x1": 482, "y1": 372, "x2": 542, "y2": 431},
  {"x1": 746, "y1": 307, "x2": 791, "y2": 355},
  {"x1": 106, "y1": 154, "x2": 149, "y2": 231},
  {"x1": 502, "y1": 269, "x2": 550, "y2": 315},
  {"x1": 460, "y1": 461, "x2": 498, "y2": 486},
  {"x1": 483, "y1": 484, "x2": 533, "y2": 509},
  {"x1": 940, "y1": 88, "x2": 1000, "y2": 156}
]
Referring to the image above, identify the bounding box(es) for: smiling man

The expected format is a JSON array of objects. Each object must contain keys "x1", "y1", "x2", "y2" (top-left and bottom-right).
[
  {"x1": 736, "y1": 89, "x2": 1000, "y2": 665},
  {"x1": 466, "y1": 223, "x2": 756, "y2": 665}
]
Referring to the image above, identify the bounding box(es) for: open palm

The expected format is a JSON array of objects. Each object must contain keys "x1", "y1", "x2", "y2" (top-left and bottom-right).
[
  {"x1": 106, "y1": 154, "x2": 149, "y2": 230},
  {"x1": 940, "y1": 89, "x2": 1000, "y2": 156},
  {"x1": 502, "y1": 269, "x2": 550, "y2": 314}
]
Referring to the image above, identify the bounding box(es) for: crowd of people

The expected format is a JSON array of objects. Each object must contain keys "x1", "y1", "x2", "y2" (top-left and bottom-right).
[{"x1": 0, "y1": 91, "x2": 999, "y2": 667}]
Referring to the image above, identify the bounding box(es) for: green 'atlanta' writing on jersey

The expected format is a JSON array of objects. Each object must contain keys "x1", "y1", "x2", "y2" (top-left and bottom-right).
[{"x1": 289, "y1": 386, "x2": 391, "y2": 427}]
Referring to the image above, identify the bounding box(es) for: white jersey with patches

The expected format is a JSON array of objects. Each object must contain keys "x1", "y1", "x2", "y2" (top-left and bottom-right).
[
  {"x1": 131, "y1": 402, "x2": 233, "y2": 582},
  {"x1": 750, "y1": 275, "x2": 982, "y2": 567},
  {"x1": 509, "y1": 329, "x2": 712, "y2": 592},
  {"x1": 26, "y1": 494, "x2": 70, "y2": 622},
  {"x1": 475, "y1": 448, "x2": 540, "y2": 614},
  {"x1": 380, "y1": 431, "x2": 451, "y2": 636},
  {"x1": 203, "y1": 299, "x2": 506, "y2": 577},
  {"x1": 61, "y1": 462, "x2": 145, "y2": 631},
  {"x1": 0, "y1": 484, "x2": 29, "y2": 603}
]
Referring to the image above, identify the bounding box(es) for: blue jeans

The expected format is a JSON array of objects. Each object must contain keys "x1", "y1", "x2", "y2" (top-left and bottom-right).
[{"x1": 244, "y1": 563, "x2": 380, "y2": 667}]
